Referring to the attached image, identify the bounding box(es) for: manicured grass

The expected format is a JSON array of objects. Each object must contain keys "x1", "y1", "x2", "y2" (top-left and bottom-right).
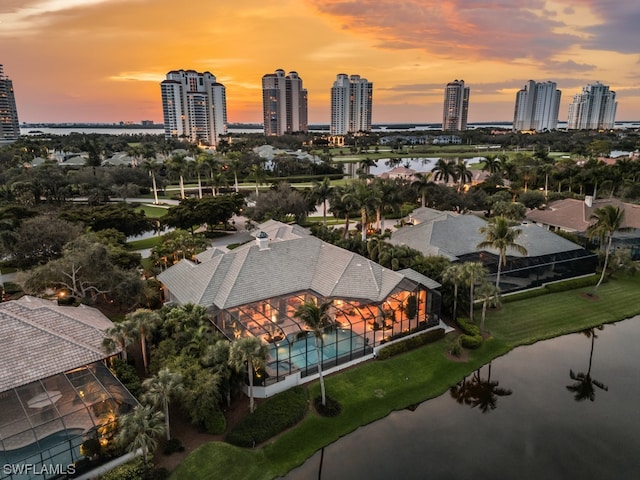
[
  {"x1": 137, "y1": 204, "x2": 169, "y2": 218},
  {"x1": 127, "y1": 236, "x2": 162, "y2": 250},
  {"x1": 168, "y1": 273, "x2": 640, "y2": 480}
]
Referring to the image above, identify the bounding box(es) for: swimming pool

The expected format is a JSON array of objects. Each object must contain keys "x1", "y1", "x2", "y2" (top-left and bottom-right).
[
  {"x1": 1, "y1": 428, "x2": 84, "y2": 477},
  {"x1": 268, "y1": 328, "x2": 367, "y2": 372}
]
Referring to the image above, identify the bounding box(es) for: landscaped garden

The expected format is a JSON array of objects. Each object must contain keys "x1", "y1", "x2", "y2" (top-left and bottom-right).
[{"x1": 168, "y1": 273, "x2": 640, "y2": 480}]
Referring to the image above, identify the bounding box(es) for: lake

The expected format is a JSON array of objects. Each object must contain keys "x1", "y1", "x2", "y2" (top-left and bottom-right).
[
  {"x1": 369, "y1": 157, "x2": 484, "y2": 175},
  {"x1": 285, "y1": 316, "x2": 640, "y2": 480}
]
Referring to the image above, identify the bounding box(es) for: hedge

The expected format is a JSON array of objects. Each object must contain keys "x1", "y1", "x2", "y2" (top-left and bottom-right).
[
  {"x1": 376, "y1": 328, "x2": 445, "y2": 360},
  {"x1": 226, "y1": 387, "x2": 308, "y2": 447}
]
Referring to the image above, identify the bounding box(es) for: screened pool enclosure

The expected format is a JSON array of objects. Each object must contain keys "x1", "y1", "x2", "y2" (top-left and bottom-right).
[
  {"x1": 0, "y1": 362, "x2": 137, "y2": 480},
  {"x1": 212, "y1": 286, "x2": 441, "y2": 385}
]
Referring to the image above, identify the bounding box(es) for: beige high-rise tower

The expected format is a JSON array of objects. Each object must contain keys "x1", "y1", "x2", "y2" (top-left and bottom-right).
[
  {"x1": 262, "y1": 69, "x2": 308, "y2": 136},
  {"x1": 442, "y1": 80, "x2": 469, "y2": 131}
]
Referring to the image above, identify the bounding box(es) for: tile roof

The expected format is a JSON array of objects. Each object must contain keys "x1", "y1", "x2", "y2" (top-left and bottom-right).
[
  {"x1": 525, "y1": 198, "x2": 640, "y2": 232},
  {"x1": 0, "y1": 296, "x2": 116, "y2": 392},
  {"x1": 158, "y1": 222, "x2": 440, "y2": 309},
  {"x1": 391, "y1": 208, "x2": 585, "y2": 260}
]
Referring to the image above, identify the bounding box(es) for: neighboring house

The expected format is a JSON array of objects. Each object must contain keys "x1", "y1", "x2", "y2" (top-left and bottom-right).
[
  {"x1": 526, "y1": 197, "x2": 640, "y2": 258},
  {"x1": 391, "y1": 207, "x2": 597, "y2": 292},
  {"x1": 0, "y1": 296, "x2": 137, "y2": 480},
  {"x1": 379, "y1": 166, "x2": 418, "y2": 181},
  {"x1": 157, "y1": 220, "x2": 442, "y2": 397},
  {"x1": 102, "y1": 152, "x2": 135, "y2": 167}
]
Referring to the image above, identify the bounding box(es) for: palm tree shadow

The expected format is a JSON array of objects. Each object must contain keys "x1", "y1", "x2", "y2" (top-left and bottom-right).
[
  {"x1": 566, "y1": 326, "x2": 609, "y2": 402},
  {"x1": 450, "y1": 363, "x2": 512, "y2": 413}
]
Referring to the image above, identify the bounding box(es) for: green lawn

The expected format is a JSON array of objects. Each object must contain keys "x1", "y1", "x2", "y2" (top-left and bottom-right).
[
  {"x1": 127, "y1": 236, "x2": 162, "y2": 250},
  {"x1": 137, "y1": 204, "x2": 169, "y2": 218},
  {"x1": 169, "y1": 274, "x2": 640, "y2": 480}
]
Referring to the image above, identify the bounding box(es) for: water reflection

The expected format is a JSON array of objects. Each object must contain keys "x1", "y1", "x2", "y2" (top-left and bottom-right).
[
  {"x1": 450, "y1": 363, "x2": 512, "y2": 413},
  {"x1": 566, "y1": 326, "x2": 609, "y2": 402}
]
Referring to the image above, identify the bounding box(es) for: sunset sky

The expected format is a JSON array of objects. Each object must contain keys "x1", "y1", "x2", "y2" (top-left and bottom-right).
[{"x1": 2, "y1": 0, "x2": 639, "y2": 124}]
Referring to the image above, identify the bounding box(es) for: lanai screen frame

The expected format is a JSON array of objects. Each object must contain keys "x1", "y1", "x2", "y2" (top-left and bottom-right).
[{"x1": 211, "y1": 281, "x2": 440, "y2": 384}]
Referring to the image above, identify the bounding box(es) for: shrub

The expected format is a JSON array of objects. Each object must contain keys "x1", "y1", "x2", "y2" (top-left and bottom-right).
[
  {"x1": 203, "y1": 408, "x2": 226, "y2": 435},
  {"x1": 377, "y1": 328, "x2": 445, "y2": 360},
  {"x1": 459, "y1": 334, "x2": 483, "y2": 349},
  {"x1": 98, "y1": 459, "x2": 145, "y2": 480},
  {"x1": 226, "y1": 387, "x2": 308, "y2": 447},
  {"x1": 457, "y1": 317, "x2": 480, "y2": 337},
  {"x1": 163, "y1": 438, "x2": 185, "y2": 455},
  {"x1": 314, "y1": 395, "x2": 342, "y2": 417},
  {"x1": 544, "y1": 275, "x2": 598, "y2": 292},
  {"x1": 109, "y1": 358, "x2": 142, "y2": 398}
]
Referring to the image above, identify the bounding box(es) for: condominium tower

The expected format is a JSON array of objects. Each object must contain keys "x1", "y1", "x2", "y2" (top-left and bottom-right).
[
  {"x1": 160, "y1": 69, "x2": 227, "y2": 146},
  {"x1": 567, "y1": 82, "x2": 617, "y2": 130},
  {"x1": 442, "y1": 80, "x2": 469, "y2": 131},
  {"x1": 513, "y1": 80, "x2": 561, "y2": 131},
  {"x1": 330, "y1": 74, "x2": 373, "y2": 135},
  {"x1": 262, "y1": 69, "x2": 308, "y2": 136},
  {"x1": 0, "y1": 65, "x2": 20, "y2": 144}
]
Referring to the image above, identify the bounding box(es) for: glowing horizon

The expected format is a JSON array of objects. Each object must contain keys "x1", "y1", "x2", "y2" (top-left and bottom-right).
[{"x1": 2, "y1": 0, "x2": 639, "y2": 124}]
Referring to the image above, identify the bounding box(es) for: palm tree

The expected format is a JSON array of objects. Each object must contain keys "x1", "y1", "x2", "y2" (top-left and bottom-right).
[
  {"x1": 102, "y1": 322, "x2": 134, "y2": 362},
  {"x1": 228, "y1": 336, "x2": 269, "y2": 413},
  {"x1": 463, "y1": 262, "x2": 487, "y2": 324},
  {"x1": 357, "y1": 158, "x2": 377, "y2": 179},
  {"x1": 442, "y1": 263, "x2": 465, "y2": 321},
  {"x1": 225, "y1": 152, "x2": 243, "y2": 193},
  {"x1": 248, "y1": 164, "x2": 267, "y2": 196},
  {"x1": 141, "y1": 159, "x2": 160, "y2": 205},
  {"x1": 372, "y1": 177, "x2": 402, "y2": 232},
  {"x1": 124, "y1": 309, "x2": 159, "y2": 373},
  {"x1": 411, "y1": 172, "x2": 433, "y2": 208},
  {"x1": 293, "y1": 299, "x2": 334, "y2": 407},
  {"x1": 310, "y1": 177, "x2": 333, "y2": 226},
  {"x1": 481, "y1": 155, "x2": 502, "y2": 175},
  {"x1": 586, "y1": 205, "x2": 626, "y2": 292},
  {"x1": 431, "y1": 158, "x2": 457, "y2": 184},
  {"x1": 142, "y1": 368, "x2": 183, "y2": 441},
  {"x1": 454, "y1": 159, "x2": 472, "y2": 193},
  {"x1": 476, "y1": 281, "x2": 501, "y2": 332},
  {"x1": 330, "y1": 185, "x2": 357, "y2": 238},
  {"x1": 116, "y1": 404, "x2": 165, "y2": 468},
  {"x1": 477, "y1": 216, "x2": 528, "y2": 291},
  {"x1": 567, "y1": 327, "x2": 608, "y2": 402},
  {"x1": 167, "y1": 153, "x2": 188, "y2": 200},
  {"x1": 342, "y1": 180, "x2": 376, "y2": 241}
]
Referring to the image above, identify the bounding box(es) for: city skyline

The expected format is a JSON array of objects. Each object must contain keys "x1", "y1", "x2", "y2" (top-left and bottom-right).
[{"x1": 2, "y1": 0, "x2": 639, "y2": 124}]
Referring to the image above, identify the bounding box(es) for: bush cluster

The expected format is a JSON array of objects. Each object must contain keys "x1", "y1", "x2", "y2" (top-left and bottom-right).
[
  {"x1": 502, "y1": 275, "x2": 598, "y2": 303},
  {"x1": 226, "y1": 387, "x2": 308, "y2": 447},
  {"x1": 109, "y1": 358, "x2": 143, "y2": 398},
  {"x1": 456, "y1": 317, "x2": 483, "y2": 350},
  {"x1": 376, "y1": 328, "x2": 445, "y2": 360},
  {"x1": 163, "y1": 438, "x2": 185, "y2": 455}
]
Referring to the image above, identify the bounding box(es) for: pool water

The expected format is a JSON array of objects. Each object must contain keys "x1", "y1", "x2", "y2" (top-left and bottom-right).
[
  {"x1": 268, "y1": 328, "x2": 366, "y2": 371},
  {"x1": 1, "y1": 428, "x2": 84, "y2": 478}
]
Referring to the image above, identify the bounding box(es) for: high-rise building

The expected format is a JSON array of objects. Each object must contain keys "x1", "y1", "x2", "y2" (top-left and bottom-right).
[
  {"x1": 330, "y1": 74, "x2": 373, "y2": 135},
  {"x1": 160, "y1": 69, "x2": 227, "y2": 146},
  {"x1": 442, "y1": 80, "x2": 469, "y2": 131},
  {"x1": 567, "y1": 82, "x2": 617, "y2": 130},
  {"x1": 262, "y1": 69, "x2": 308, "y2": 136},
  {"x1": 0, "y1": 65, "x2": 20, "y2": 144},
  {"x1": 513, "y1": 80, "x2": 561, "y2": 131}
]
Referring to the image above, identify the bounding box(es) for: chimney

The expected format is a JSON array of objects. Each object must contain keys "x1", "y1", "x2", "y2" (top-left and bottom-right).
[
  {"x1": 584, "y1": 195, "x2": 593, "y2": 207},
  {"x1": 256, "y1": 231, "x2": 270, "y2": 250}
]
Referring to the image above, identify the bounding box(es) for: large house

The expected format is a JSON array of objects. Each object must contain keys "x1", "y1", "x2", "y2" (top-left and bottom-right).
[
  {"x1": 157, "y1": 221, "x2": 442, "y2": 396},
  {"x1": 0, "y1": 296, "x2": 137, "y2": 480},
  {"x1": 391, "y1": 208, "x2": 597, "y2": 292},
  {"x1": 525, "y1": 197, "x2": 640, "y2": 258}
]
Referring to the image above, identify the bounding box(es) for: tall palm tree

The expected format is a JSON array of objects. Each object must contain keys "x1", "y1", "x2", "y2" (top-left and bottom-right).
[
  {"x1": 142, "y1": 368, "x2": 183, "y2": 441},
  {"x1": 228, "y1": 336, "x2": 269, "y2": 413},
  {"x1": 372, "y1": 177, "x2": 402, "y2": 232},
  {"x1": 442, "y1": 263, "x2": 465, "y2": 321},
  {"x1": 463, "y1": 262, "x2": 487, "y2": 324},
  {"x1": 411, "y1": 172, "x2": 433, "y2": 208},
  {"x1": 330, "y1": 185, "x2": 358, "y2": 238},
  {"x1": 116, "y1": 404, "x2": 165, "y2": 468},
  {"x1": 454, "y1": 159, "x2": 472, "y2": 193},
  {"x1": 167, "y1": 153, "x2": 188, "y2": 199},
  {"x1": 124, "y1": 309, "x2": 159, "y2": 373},
  {"x1": 310, "y1": 177, "x2": 333, "y2": 226},
  {"x1": 477, "y1": 216, "x2": 528, "y2": 291},
  {"x1": 293, "y1": 299, "x2": 334, "y2": 407},
  {"x1": 225, "y1": 151, "x2": 243, "y2": 193},
  {"x1": 587, "y1": 205, "x2": 626, "y2": 292},
  {"x1": 248, "y1": 164, "x2": 267, "y2": 196},
  {"x1": 481, "y1": 155, "x2": 502, "y2": 175},
  {"x1": 431, "y1": 158, "x2": 457, "y2": 184},
  {"x1": 141, "y1": 159, "x2": 160, "y2": 205},
  {"x1": 342, "y1": 180, "x2": 376, "y2": 241},
  {"x1": 476, "y1": 281, "x2": 501, "y2": 332},
  {"x1": 102, "y1": 321, "x2": 134, "y2": 362}
]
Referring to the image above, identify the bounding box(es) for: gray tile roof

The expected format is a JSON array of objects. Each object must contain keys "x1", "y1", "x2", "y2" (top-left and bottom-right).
[
  {"x1": 0, "y1": 296, "x2": 116, "y2": 392},
  {"x1": 391, "y1": 209, "x2": 584, "y2": 260},
  {"x1": 158, "y1": 222, "x2": 440, "y2": 309}
]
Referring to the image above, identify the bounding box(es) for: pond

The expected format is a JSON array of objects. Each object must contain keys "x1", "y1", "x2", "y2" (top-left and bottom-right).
[
  {"x1": 285, "y1": 316, "x2": 640, "y2": 480},
  {"x1": 369, "y1": 157, "x2": 484, "y2": 176}
]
